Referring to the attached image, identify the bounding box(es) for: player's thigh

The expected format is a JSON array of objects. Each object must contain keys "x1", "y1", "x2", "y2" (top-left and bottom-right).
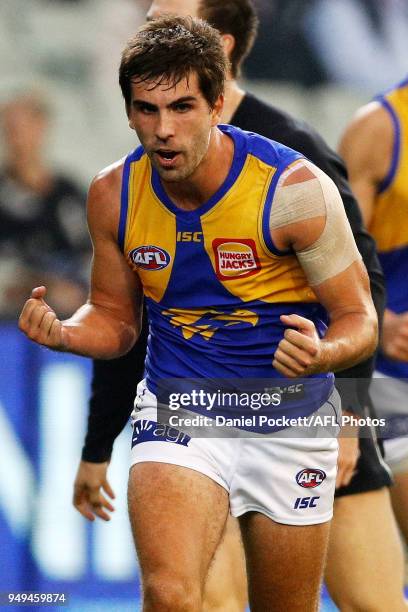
[
  {"x1": 325, "y1": 488, "x2": 407, "y2": 611},
  {"x1": 128, "y1": 462, "x2": 229, "y2": 588},
  {"x1": 239, "y1": 511, "x2": 330, "y2": 612},
  {"x1": 390, "y1": 469, "x2": 408, "y2": 546},
  {"x1": 203, "y1": 515, "x2": 247, "y2": 612}
]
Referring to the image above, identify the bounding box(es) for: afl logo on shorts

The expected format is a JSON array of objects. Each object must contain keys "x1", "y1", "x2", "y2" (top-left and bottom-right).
[
  {"x1": 296, "y1": 469, "x2": 326, "y2": 488},
  {"x1": 128, "y1": 245, "x2": 171, "y2": 270},
  {"x1": 213, "y1": 238, "x2": 260, "y2": 281}
]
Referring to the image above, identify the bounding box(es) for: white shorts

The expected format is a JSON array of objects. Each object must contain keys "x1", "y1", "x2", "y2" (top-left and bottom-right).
[
  {"x1": 130, "y1": 380, "x2": 340, "y2": 526},
  {"x1": 371, "y1": 372, "x2": 408, "y2": 470},
  {"x1": 383, "y1": 438, "x2": 408, "y2": 473}
]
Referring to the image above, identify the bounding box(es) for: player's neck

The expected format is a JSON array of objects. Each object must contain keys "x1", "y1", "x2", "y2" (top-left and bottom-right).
[
  {"x1": 162, "y1": 128, "x2": 234, "y2": 210},
  {"x1": 220, "y1": 80, "x2": 246, "y2": 124}
]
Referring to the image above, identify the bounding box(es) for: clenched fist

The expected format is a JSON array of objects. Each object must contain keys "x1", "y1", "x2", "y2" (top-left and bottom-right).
[
  {"x1": 381, "y1": 309, "x2": 408, "y2": 362},
  {"x1": 18, "y1": 286, "x2": 68, "y2": 350},
  {"x1": 273, "y1": 314, "x2": 324, "y2": 378}
]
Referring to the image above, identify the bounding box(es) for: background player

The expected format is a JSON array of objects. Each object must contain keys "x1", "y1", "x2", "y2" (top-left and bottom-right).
[
  {"x1": 339, "y1": 76, "x2": 408, "y2": 552},
  {"x1": 0, "y1": 91, "x2": 90, "y2": 317},
  {"x1": 19, "y1": 16, "x2": 378, "y2": 611},
  {"x1": 73, "y1": 2, "x2": 405, "y2": 610}
]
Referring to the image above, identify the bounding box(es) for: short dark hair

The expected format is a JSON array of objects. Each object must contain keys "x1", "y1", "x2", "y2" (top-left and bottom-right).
[
  {"x1": 198, "y1": 0, "x2": 258, "y2": 78},
  {"x1": 119, "y1": 16, "x2": 228, "y2": 111}
]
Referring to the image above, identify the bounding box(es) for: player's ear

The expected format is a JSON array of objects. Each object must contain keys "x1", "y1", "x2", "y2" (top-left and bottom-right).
[
  {"x1": 126, "y1": 102, "x2": 135, "y2": 129},
  {"x1": 221, "y1": 33, "x2": 235, "y2": 62},
  {"x1": 210, "y1": 94, "x2": 224, "y2": 126}
]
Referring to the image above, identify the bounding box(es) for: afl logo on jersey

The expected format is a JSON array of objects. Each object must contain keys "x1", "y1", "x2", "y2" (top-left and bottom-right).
[
  {"x1": 213, "y1": 238, "x2": 260, "y2": 281},
  {"x1": 128, "y1": 246, "x2": 171, "y2": 270},
  {"x1": 296, "y1": 469, "x2": 326, "y2": 488}
]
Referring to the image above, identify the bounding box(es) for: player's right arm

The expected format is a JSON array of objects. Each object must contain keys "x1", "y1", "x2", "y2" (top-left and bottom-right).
[
  {"x1": 18, "y1": 162, "x2": 143, "y2": 359},
  {"x1": 271, "y1": 160, "x2": 378, "y2": 377},
  {"x1": 338, "y1": 101, "x2": 393, "y2": 226},
  {"x1": 339, "y1": 102, "x2": 408, "y2": 362}
]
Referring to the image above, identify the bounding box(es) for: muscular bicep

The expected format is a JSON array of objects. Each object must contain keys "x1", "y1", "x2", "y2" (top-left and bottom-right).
[
  {"x1": 271, "y1": 160, "x2": 361, "y2": 287},
  {"x1": 87, "y1": 172, "x2": 143, "y2": 330},
  {"x1": 90, "y1": 230, "x2": 142, "y2": 325},
  {"x1": 338, "y1": 102, "x2": 393, "y2": 227}
]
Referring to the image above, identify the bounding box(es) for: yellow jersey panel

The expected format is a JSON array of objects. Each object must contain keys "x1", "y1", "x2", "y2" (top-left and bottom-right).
[
  {"x1": 122, "y1": 153, "x2": 177, "y2": 302},
  {"x1": 370, "y1": 78, "x2": 408, "y2": 377},
  {"x1": 201, "y1": 154, "x2": 316, "y2": 304},
  {"x1": 370, "y1": 81, "x2": 408, "y2": 252}
]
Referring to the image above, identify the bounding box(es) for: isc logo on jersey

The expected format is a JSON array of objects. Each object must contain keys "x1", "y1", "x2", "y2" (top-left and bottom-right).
[
  {"x1": 296, "y1": 469, "x2": 326, "y2": 488},
  {"x1": 128, "y1": 246, "x2": 171, "y2": 270},
  {"x1": 213, "y1": 238, "x2": 260, "y2": 280}
]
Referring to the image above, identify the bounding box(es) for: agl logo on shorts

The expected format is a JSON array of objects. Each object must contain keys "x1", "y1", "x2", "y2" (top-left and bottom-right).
[
  {"x1": 296, "y1": 469, "x2": 326, "y2": 488},
  {"x1": 213, "y1": 238, "x2": 260, "y2": 280},
  {"x1": 128, "y1": 245, "x2": 171, "y2": 270},
  {"x1": 132, "y1": 419, "x2": 190, "y2": 447}
]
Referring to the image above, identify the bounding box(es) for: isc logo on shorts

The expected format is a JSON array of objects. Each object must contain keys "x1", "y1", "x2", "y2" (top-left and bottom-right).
[
  {"x1": 294, "y1": 496, "x2": 320, "y2": 509},
  {"x1": 212, "y1": 238, "x2": 260, "y2": 280},
  {"x1": 296, "y1": 469, "x2": 326, "y2": 488},
  {"x1": 128, "y1": 246, "x2": 171, "y2": 270}
]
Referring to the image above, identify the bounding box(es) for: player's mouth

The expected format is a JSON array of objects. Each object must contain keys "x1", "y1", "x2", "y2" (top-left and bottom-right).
[{"x1": 154, "y1": 149, "x2": 181, "y2": 168}]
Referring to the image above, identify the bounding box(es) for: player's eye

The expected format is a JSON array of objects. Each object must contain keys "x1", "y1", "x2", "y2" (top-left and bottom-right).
[
  {"x1": 135, "y1": 103, "x2": 157, "y2": 115},
  {"x1": 174, "y1": 103, "x2": 192, "y2": 113}
]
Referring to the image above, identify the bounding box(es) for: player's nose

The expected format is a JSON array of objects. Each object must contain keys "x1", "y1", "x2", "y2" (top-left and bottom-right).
[{"x1": 154, "y1": 112, "x2": 175, "y2": 141}]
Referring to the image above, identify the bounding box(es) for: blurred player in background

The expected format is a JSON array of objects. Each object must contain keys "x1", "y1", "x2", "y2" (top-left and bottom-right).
[
  {"x1": 19, "y1": 15, "x2": 378, "y2": 611},
  {"x1": 339, "y1": 76, "x2": 408, "y2": 551},
  {"x1": 0, "y1": 92, "x2": 90, "y2": 317},
  {"x1": 72, "y1": 2, "x2": 408, "y2": 611}
]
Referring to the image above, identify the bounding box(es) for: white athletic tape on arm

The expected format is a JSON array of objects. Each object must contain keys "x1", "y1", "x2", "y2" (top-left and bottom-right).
[{"x1": 270, "y1": 160, "x2": 361, "y2": 286}]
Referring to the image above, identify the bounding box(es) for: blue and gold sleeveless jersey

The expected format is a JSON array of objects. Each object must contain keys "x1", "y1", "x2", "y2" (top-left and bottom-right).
[
  {"x1": 372, "y1": 79, "x2": 408, "y2": 377},
  {"x1": 118, "y1": 125, "x2": 333, "y2": 420}
]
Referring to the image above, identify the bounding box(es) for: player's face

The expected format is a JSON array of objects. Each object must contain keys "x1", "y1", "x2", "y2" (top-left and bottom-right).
[
  {"x1": 147, "y1": 0, "x2": 199, "y2": 21},
  {"x1": 128, "y1": 72, "x2": 222, "y2": 183},
  {"x1": 2, "y1": 103, "x2": 47, "y2": 156}
]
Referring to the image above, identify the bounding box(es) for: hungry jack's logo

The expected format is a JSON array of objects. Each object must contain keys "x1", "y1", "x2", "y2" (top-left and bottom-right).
[{"x1": 213, "y1": 238, "x2": 260, "y2": 280}]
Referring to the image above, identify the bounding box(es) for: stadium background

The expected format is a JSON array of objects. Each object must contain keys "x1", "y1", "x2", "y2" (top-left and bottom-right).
[{"x1": 1, "y1": 1, "x2": 407, "y2": 610}]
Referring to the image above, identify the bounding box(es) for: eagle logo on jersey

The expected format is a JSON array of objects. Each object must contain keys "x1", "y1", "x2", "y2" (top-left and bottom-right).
[
  {"x1": 162, "y1": 307, "x2": 259, "y2": 340},
  {"x1": 213, "y1": 238, "x2": 260, "y2": 280},
  {"x1": 128, "y1": 246, "x2": 171, "y2": 271}
]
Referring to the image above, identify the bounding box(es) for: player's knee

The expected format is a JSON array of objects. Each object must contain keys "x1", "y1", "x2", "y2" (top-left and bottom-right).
[
  {"x1": 203, "y1": 577, "x2": 247, "y2": 612},
  {"x1": 332, "y1": 590, "x2": 404, "y2": 612},
  {"x1": 203, "y1": 594, "x2": 246, "y2": 612},
  {"x1": 143, "y1": 573, "x2": 201, "y2": 611}
]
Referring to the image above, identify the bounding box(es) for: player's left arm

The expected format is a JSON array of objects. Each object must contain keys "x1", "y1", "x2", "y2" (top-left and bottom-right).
[{"x1": 271, "y1": 160, "x2": 378, "y2": 378}]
